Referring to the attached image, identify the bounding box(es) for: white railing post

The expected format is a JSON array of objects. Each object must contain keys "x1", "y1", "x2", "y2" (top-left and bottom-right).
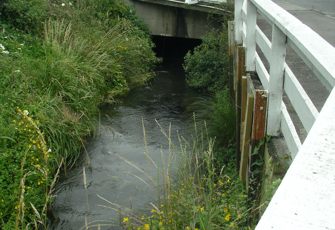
[
  {"x1": 234, "y1": 0, "x2": 243, "y2": 44},
  {"x1": 267, "y1": 25, "x2": 287, "y2": 136},
  {"x1": 245, "y1": 0, "x2": 257, "y2": 71}
]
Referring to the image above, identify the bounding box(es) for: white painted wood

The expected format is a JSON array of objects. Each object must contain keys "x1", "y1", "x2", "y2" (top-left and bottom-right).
[
  {"x1": 251, "y1": 0, "x2": 335, "y2": 89},
  {"x1": 255, "y1": 26, "x2": 271, "y2": 62},
  {"x1": 257, "y1": 87, "x2": 335, "y2": 230},
  {"x1": 241, "y1": 5, "x2": 247, "y2": 22},
  {"x1": 287, "y1": 40, "x2": 333, "y2": 91},
  {"x1": 280, "y1": 103, "x2": 301, "y2": 158},
  {"x1": 185, "y1": 0, "x2": 199, "y2": 4},
  {"x1": 267, "y1": 25, "x2": 287, "y2": 136},
  {"x1": 245, "y1": 0, "x2": 257, "y2": 71},
  {"x1": 234, "y1": 0, "x2": 243, "y2": 44},
  {"x1": 255, "y1": 53, "x2": 269, "y2": 90},
  {"x1": 236, "y1": 0, "x2": 335, "y2": 228},
  {"x1": 284, "y1": 64, "x2": 319, "y2": 132},
  {"x1": 242, "y1": 22, "x2": 247, "y2": 46}
]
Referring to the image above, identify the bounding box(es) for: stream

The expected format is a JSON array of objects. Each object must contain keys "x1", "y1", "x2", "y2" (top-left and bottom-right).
[{"x1": 51, "y1": 62, "x2": 210, "y2": 230}]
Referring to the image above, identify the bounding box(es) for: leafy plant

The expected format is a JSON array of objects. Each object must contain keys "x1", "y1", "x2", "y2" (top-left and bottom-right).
[
  {"x1": 208, "y1": 89, "x2": 236, "y2": 147},
  {"x1": 184, "y1": 30, "x2": 232, "y2": 93},
  {"x1": 0, "y1": 0, "x2": 47, "y2": 33}
]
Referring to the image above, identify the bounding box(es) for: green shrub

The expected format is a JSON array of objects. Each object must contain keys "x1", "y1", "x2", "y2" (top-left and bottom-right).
[
  {"x1": 88, "y1": 0, "x2": 150, "y2": 34},
  {"x1": 183, "y1": 29, "x2": 235, "y2": 161},
  {"x1": 209, "y1": 89, "x2": 236, "y2": 147},
  {"x1": 0, "y1": 108, "x2": 53, "y2": 229},
  {"x1": 184, "y1": 30, "x2": 232, "y2": 93},
  {"x1": 0, "y1": 0, "x2": 47, "y2": 33}
]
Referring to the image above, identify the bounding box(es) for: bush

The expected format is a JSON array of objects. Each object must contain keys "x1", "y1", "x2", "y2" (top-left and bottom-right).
[
  {"x1": 184, "y1": 30, "x2": 235, "y2": 147},
  {"x1": 0, "y1": 0, "x2": 47, "y2": 33},
  {"x1": 209, "y1": 89, "x2": 236, "y2": 147},
  {"x1": 184, "y1": 30, "x2": 232, "y2": 93},
  {"x1": 88, "y1": 0, "x2": 150, "y2": 34}
]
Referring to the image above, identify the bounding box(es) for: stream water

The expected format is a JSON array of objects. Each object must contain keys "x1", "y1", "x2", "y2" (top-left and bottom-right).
[{"x1": 51, "y1": 62, "x2": 210, "y2": 230}]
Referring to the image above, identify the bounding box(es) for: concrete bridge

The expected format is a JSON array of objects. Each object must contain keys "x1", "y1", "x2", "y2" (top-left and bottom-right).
[
  {"x1": 124, "y1": 0, "x2": 230, "y2": 39},
  {"x1": 233, "y1": 0, "x2": 335, "y2": 229}
]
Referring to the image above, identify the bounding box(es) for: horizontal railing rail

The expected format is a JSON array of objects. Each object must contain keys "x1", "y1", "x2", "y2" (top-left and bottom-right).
[
  {"x1": 235, "y1": 0, "x2": 335, "y2": 157},
  {"x1": 235, "y1": 0, "x2": 335, "y2": 229}
]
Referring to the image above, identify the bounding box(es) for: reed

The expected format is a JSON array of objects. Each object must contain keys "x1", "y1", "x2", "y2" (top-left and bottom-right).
[{"x1": 94, "y1": 118, "x2": 249, "y2": 230}]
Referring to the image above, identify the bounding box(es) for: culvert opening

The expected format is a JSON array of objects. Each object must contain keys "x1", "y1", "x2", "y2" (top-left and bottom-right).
[{"x1": 152, "y1": 35, "x2": 202, "y2": 64}]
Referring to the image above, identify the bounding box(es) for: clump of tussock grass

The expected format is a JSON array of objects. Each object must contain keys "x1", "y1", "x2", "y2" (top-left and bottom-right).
[{"x1": 0, "y1": 0, "x2": 157, "y2": 228}]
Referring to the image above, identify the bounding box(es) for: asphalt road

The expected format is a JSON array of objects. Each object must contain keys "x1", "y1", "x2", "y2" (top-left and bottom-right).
[
  {"x1": 276, "y1": 0, "x2": 335, "y2": 16},
  {"x1": 273, "y1": 0, "x2": 335, "y2": 46}
]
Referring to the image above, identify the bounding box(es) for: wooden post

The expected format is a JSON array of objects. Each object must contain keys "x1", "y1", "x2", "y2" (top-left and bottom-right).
[
  {"x1": 245, "y1": 0, "x2": 257, "y2": 71},
  {"x1": 239, "y1": 74, "x2": 268, "y2": 188},
  {"x1": 251, "y1": 90, "x2": 268, "y2": 141},
  {"x1": 248, "y1": 88, "x2": 268, "y2": 219},
  {"x1": 241, "y1": 76, "x2": 248, "y2": 124},
  {"x1": 228, "y1": 21, "x2": 235, "y2": 56},
  {"x1": 239, "y1": 75, "x2": 254, "y2": 184},
  {"x1": 235, "y1": 46, "x2": 246, "y2": 169},
  {"x1": 240, "y1": 76, "x2": 248, "y2": 152},
  {"x1": 234, "y1": 46, "x2": 246, "y2": 92},
  {"x1": 267, "y1": 25, "x2": 287, "y2": 136}
]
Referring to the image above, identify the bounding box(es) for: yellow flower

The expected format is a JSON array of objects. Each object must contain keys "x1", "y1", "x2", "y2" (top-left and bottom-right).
[
  {"x1": 143, "y1": 223, "x2": 150, "y2": 230},
  {"x1": 122, "y1": 217, "x2": 129, "y2": 223},
  {"x1": 223, "y1": 207, "x2": 228, "y2": 213},
  {"x1": 224, "y1": 213, "x2": 231, "y2": 222}
]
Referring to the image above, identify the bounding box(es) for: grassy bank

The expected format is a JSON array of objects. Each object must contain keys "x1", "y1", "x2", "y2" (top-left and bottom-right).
[
  {"x1": 153, "y1": 121, "x2": 248, "y2": 230},
  {"x1": 0, "y1": 0, "x2": 157, "y2": 228}
]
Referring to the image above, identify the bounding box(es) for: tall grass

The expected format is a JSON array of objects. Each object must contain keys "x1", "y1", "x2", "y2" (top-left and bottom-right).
[
  {"x1": 114, "y1": 119, "x2": 249, "y2": 230},
  {"x1": 0, "y1": 0, "x2": 157, "y2": 228}
]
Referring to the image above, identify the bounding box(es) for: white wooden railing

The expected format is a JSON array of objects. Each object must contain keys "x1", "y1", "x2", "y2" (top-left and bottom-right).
[
  {"x1": 235, "y1": 0, "x2": 335, "y2": 229},
  {"x1": 235, "y1": 0, "x2": 335, "y2": 157}
]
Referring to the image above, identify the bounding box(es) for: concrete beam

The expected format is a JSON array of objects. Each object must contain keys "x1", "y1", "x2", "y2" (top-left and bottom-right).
[
  {"x1": 125, "y1": 0, "x2": 224, "y2": 39},
  {"x1": 133, "y1": 0, "x2": 231, "y2": 15}
]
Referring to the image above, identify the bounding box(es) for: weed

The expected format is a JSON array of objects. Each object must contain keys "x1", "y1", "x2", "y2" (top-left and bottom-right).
[
  {"x1": 0, "y1": 0, "x2": 157, "y2": 228},
  {"x1": 114, "y1": 120, "x2": 249, "y2": 230}
]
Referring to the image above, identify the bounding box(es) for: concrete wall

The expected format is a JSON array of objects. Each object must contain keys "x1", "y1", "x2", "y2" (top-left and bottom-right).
[{"x1": 125, "y1": 0, "x2": 221, "y2": 39}]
